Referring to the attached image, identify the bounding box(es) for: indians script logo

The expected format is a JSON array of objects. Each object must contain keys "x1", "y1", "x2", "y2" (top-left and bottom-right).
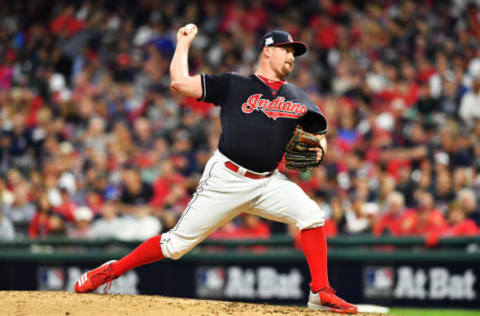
[{"x1": 241, "y1": 94, "x2": 307, "y2": 120}]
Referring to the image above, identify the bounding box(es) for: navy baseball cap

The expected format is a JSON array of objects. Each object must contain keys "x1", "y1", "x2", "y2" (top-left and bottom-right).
[{"x1": 258, "y1": 30, "x2": 307, "y2": 57}]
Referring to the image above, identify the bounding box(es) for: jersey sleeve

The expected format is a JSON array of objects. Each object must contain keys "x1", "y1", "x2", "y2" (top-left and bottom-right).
[
  {"x1": 198, "y1": 73, "x2": 232, "y2": 105},
  {"x1": 299, "y1": 105, "x2": 328, "y2": 134}
]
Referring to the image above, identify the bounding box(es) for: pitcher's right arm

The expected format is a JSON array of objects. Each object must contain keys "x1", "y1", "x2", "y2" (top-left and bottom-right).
[{"x1": 169, "y1": 24, "x2": 202, "y2": 99}]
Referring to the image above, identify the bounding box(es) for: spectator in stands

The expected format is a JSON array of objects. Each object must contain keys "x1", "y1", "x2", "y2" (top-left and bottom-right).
[
  {"x1": 234, "y1": 214, "x2": 271, "y2": 238},
  {"x1": 81, "y1": 116, "x2": 111, "y2": 154},
  {"x1": 453, "y1": 167, "x2": 471, "y2": 193},
  {"x1": 54, "y1": 187, "x2": 76, "y2": 223},
  {"x1": 117, "y1": 206, "x2": 161, "y2": 241},
  {"x1": 457, "y1": 188, "x2": 480, "y2": 226},
  {"x1": 330, "y1": 196, "x2": 347, "y2": 234},
  {"x1": 90, "y1": 202, "x2": 123, "y2": 239},
  {"x1": 5, "y1": 182, "x2": 35, "y2": 224},
  {"x1": 374, "y1": 191, "x2": 410, "y2": 236},
  {"x1": 344, "y1": 194, "x2": 376, "y2": 235},
  {"x1": 29, "y1": 193, "x2": 65, "y2": 238},
  {"x1": 68, "y1": 206, "x2": 94, "y2": 239},
  {"x1": 311, "y1": 191, "x2": 337, "y2": 237},
  {"x1": 210, "y1": 214, "x2": 270, "y2": 239},
  {"x1": 151, "y1": 159, "x2": 187, "y2": 213},
  {"x1": 432, "y1": 169, "x2": 455, "y2": 214},
  {"x1": 133, "y1": 117, "x2": 155, "y2": 151},
  {"x1": 0, "y1": 179, "x2": 14, "y2": 208},
  {"x1": 402, "y1": 191, "x2": 447, "y2": 236},
  {"x1": 0, "y1": 206, "x2": 15, "y2": 240},
  {"x1": 44, "y1": 174, "x2": 62, "y2": 208},
  {"x1": 459, "y1": 75, "x2": 480, "y2": 128},
  {"x1": 6, "y1": 112, "x2": 34, "y2": 173},
  {"x1": 120, "y1": 168, "x2": 154, "y2": 207},
  {"x1": 85, "y1": 191, "x2": 104, "y2": 216},
  {"x1": 395, "y1": 163, "x2": 416, "y2": 208},
  {"x1": 377, "y1": 174, "x2": 397, "y2": 210},
  {"x1": 442, "y1": 202, "x2": 478, "y2": 237}
]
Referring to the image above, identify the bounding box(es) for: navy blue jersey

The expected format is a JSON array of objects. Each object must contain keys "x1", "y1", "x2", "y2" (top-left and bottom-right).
[{"x1": 199, "y1": 72, "x2": 327, "y2": 172}]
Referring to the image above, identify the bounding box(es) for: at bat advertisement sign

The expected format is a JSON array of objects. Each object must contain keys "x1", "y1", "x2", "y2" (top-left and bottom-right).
[
  {"x1": 363, "y1": 265, "x2": 478, "y2": 305},
  {"x1": 393, "y1": 266, "x2": 476, "y2": 301},
  {"x1": 195, "y1": 266, "x2": 304, "y2": 301}
]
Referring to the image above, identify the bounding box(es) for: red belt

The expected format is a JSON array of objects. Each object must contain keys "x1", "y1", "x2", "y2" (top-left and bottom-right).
[{"x1": 224, "y1": 161, "x2": 273, "y2": 179}]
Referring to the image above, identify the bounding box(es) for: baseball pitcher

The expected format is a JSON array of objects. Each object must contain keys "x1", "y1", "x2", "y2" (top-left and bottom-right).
[{"x1": 74, "y1": 24, "x2": 357, "y2": 314}]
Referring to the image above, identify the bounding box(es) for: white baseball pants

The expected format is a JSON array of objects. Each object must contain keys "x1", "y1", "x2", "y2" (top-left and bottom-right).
[{"x1": 160, "y1": 150, "x2": 324, "y2": 259}]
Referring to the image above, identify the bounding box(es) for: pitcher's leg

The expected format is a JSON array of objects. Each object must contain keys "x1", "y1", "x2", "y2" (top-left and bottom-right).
[
  {"x1": 252, "y1": 172, "x2": 357, "y2": 314},
  {"x1": 75, "y1": 155, "x2": 257, "y2": 293},
  {"x1": 251, "y1": 172, "x2": 328, "y2": 290},
  {"x1": 112, "y1": 235, "x2": 165, "y2": 276},
  {"x1": 161, "y1": 158, "x2": 257, "y2": 260},
  {"x1": 299, "y1": 226, "x2": 329, "y2": 291},
  {"x1": 160, "y1": 196, "x2": 243, "y2": 260}
]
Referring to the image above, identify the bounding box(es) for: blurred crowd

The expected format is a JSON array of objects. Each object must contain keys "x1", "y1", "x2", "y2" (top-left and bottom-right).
[{"x1": 0, "y1": 0, "x2": 480, "y2": 242}]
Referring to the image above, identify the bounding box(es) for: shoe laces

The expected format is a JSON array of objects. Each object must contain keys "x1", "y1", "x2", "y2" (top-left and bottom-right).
[{"x1": 90, "y1": 264, "x2": 116, "y2": 292}]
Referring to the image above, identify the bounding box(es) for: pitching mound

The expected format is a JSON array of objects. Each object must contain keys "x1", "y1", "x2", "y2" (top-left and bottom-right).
[{"x1": 1, "y1": 291, "x2": 382, "y2": 316}]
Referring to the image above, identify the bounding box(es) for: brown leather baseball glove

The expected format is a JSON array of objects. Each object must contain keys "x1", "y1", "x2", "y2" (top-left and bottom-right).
[{"x1": 285, "y1": 126, "x2": 325, "y2": 172}]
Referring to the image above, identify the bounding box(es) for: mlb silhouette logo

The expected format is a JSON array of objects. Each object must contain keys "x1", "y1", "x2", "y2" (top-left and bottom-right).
[
  {"x1": 288, "y1": 34, "x2": 293, "y2": 42},
  {"x1": 38, "y1": 267, "x2": 65, "y2": 290},
  {"x1": 364, "y1": 266, "x2": 394, "y2": 298},
  {"x1": 196, "y1": 266, "x2": 225, "y2": 298}
]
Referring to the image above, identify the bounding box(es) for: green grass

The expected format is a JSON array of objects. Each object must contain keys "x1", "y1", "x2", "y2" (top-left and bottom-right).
[{"x1": 389, "y1": 308, "x2": 480, "y2": 316}]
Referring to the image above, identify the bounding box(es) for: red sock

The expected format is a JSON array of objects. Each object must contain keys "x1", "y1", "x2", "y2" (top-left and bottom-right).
[
  {"x1": 112, "y1": 235, "x2": 164, "y2": 276},
  {"x1": 300, "y1": 226, "x2": 330, "y2": 293}
]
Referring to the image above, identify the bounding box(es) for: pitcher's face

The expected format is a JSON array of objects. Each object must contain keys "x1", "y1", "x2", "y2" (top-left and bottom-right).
[{"x1": 268, "y1": 46, "x2": 295, "y2": 79}]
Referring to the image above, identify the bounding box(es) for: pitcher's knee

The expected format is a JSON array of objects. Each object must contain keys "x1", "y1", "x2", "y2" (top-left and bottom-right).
[
  {"x1": 162, "y1": 242, "x2": 191, "y2": 260},
  {"x1": 168, "y1": 249, "x2": 188, "y2": 260},
  {"x1": 295, "y1": 201, "x2": 325, "y2": 230},
  {"x1": 160, "y1": 232, "x2": 196, "y2": 260}
]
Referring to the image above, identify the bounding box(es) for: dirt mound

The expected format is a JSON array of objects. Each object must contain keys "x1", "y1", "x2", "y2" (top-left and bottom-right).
[{"x1": 1, "y1": 291, "x2": 380, "y2": 316}]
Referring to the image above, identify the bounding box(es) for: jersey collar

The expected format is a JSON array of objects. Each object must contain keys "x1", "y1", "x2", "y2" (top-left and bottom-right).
[{"x1": 254, "y1": 74, "x2": 287, "y2": 96}]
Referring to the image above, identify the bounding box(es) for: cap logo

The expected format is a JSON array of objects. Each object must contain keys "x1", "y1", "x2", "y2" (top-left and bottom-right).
[
  {"x1": 265, "y1": 37, "x2": 274, "y2": 46},
  {"x1": 287, "y1": 34, "x2": 293, "y2": 42}
]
